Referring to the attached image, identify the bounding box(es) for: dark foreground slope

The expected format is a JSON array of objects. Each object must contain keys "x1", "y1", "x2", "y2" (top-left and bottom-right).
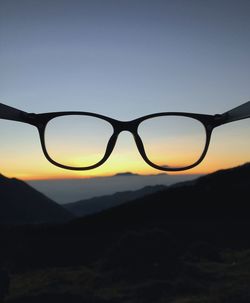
[
  {"x1": 1, "y1": 163, "x2": 250, "y2": 269},
  {"x1": 70, "y1": 162, "x2": 250, "y2": 233},
  {"x1": 1, "y1": 164, "x2": 250, "y2": 303},
  {"x1": 0, "y1": 174, "x2": 73, "y2": 224}
]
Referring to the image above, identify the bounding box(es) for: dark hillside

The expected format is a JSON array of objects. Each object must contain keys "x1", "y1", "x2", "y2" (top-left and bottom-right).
[
  {"x1": 64, "y1": 185, "x2": 167, "y2": 216},
  {"x1": 0, "y1": 174, "x2": 73, "y2": 224},
  {"x1": 1, "y1": 163, "x2": 250, "y2": 272},
  {"x1": 1, "y1": 164, "x2": 250, "y2": 303}
]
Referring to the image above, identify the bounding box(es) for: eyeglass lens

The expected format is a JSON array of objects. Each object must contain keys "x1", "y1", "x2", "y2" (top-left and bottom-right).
[
  {"x1": 44, "y1": 115, "x2": 113, "y2": 167},
  {"x1": 138, "y1": 115, "x2": 206, "y2": 169}
]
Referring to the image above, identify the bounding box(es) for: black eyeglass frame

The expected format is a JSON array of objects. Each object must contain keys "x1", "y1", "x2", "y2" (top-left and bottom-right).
[{"x1": 0, "y1": 101, "x2": 249, "y2": 171}]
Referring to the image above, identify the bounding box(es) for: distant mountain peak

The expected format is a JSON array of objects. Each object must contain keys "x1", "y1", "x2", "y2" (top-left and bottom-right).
[{"x1": 113, "y1": 172, "x2": 139, "y2": 177}]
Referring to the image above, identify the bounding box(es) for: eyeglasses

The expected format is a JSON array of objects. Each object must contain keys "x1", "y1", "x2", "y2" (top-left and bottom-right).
[{"x1": 0, "y1": 101, "x2": 249, "y2": 171}]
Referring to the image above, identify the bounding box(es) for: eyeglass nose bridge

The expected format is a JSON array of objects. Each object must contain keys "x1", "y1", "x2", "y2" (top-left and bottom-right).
[
  {"x1": 111, "y1": 119, "x2": 147, "y2": 166},
  {"x1": 114, "y1": 119, "x2": 139, "y2": 134}
]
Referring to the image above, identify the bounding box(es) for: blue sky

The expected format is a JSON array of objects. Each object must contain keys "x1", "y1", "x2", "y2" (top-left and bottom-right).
[{"x1": 0, "y1": 0, "x2": 249, "y2": 179}]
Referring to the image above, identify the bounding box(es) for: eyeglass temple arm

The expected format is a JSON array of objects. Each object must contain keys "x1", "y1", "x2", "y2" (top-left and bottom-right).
[
  {"x1": 218, "y1": 101, "x2": 250, "y2": 125},
  {"x1": 0, "y1": 102, "x2": 32, "y2": 123}
]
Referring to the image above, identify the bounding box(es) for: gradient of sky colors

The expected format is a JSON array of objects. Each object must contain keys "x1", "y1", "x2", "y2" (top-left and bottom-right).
[{"x1": 0, "y1": 0, "x2": 249, "y2": 180}]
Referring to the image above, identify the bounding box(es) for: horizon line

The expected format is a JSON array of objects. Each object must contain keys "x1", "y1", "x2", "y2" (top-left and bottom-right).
[
  {"x1": 24, "y1": 171, "x2": 203, "y2": 181},
  {"x1": 4, "y1": 162, "x2": 248, "y2": 181}
]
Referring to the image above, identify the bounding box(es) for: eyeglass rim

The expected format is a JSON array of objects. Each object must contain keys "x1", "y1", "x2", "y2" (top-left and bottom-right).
[{"x1": 31, "y1": 111, "x2": 215, "y2": 171}]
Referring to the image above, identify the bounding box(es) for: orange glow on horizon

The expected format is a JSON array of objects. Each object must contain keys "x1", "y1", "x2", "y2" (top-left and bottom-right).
[
  {"x1": 14, "y1": 159, "x2": 247, "y2": 181},
  {"x1": 1, "y1": 144, "x2": 249, "y2": 181}
]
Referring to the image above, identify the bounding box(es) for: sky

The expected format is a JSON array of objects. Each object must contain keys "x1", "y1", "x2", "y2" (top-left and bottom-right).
[{"x1": 0, "y1": 0, "x2": 249, "y2": 180}]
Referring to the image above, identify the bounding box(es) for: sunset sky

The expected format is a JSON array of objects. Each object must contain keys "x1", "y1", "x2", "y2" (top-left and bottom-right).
[{"x1": 0, "y1": 0, "x2": 249, "y2": 180}]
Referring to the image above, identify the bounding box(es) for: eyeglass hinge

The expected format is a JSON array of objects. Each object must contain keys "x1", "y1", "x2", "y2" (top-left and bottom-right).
[
  {"x1": 21, "y1": 112, "x2": 39, "y2": 125},
  {"x1": 213, "y1": 113, "x2": 228, "y2": 126}
]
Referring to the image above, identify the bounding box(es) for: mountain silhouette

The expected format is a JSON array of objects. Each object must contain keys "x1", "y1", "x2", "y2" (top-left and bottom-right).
[
  {"x1": 1, "y1": 163, "x2": 250, "y2": 275},
  {"x1": 27, "y1": 172, "x2": 199, "y2": 203},
  {"x1": 71, "y1": 162, "x2": 250, "y2": 232},
  {"x1": 113, "y1": 172, "x2": 139, "y2": 177},
  {"x1": 64, "y1": 185, "x2": 167, "y2": 216},
  {"x1": 0, "y1": 165, "x2": 249, "y2": 303},
  {"x1": 0, "y1": 174, "x2": 73, "y2": 224}
]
